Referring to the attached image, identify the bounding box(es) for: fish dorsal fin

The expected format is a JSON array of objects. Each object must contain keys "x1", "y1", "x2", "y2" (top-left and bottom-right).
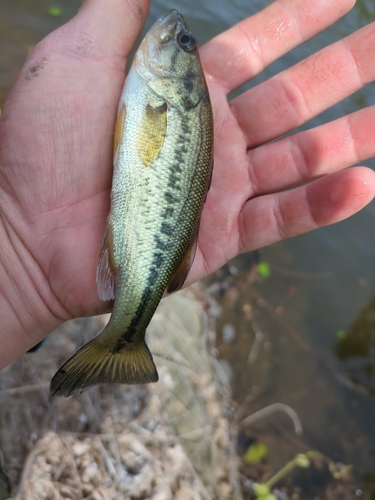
[
  {"x1": 96, "y1": 219, "x2": 116, "y2": 301},
  {"x1": 167, "y1": 221, "x2": 200, "y2": 293},
  {"x1": 137, "y1": 102, "x2": 167, "y2": 167}
]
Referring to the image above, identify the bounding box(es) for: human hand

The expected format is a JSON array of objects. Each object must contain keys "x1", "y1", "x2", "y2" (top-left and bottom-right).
[
  {"x1": 0, "y1": 0, "x2": 374, "y2": 366},
  {"x1": 189, "y1": 0, "x2": 375, "y2": 286}
]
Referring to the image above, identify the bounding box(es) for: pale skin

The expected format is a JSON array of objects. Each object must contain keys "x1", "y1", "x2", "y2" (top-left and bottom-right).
[{"x1": 0, "y1": 0, "x2": 375, "y2": 368}]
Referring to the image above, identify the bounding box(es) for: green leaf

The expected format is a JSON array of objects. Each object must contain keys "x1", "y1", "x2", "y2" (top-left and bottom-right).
[
  {"x1": 252, "y1": 483, "x2": 270, "y2": 496},
  {"x1": 336, "y1": 330, "x2": 347, "y2": 340},
  {"x1": 257, "y1": 262, "x2": 270, "y2": 278},
  {"x1": 244, "y1": 441, "x2": 268, "y2": 464},
  {"x1": 48, "y1": 6, "x2": 62, "y2": 16}
]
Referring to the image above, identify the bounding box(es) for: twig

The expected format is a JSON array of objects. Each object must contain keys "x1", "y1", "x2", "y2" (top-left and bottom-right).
[
  {"x1": 13, "y1": 441, "x2": 44, "y2": 500},
  {"x1": 264, "y1": 453, "x2": 310, "y2": 490},
  {"x1": 247, "y1": 319, "x2": 264, "y2": 366},
  {"x1": 247, "y1": 288, "x2": 310, "y2": 351},
  {"x1": 240, "y1": 403, "x2": 303, "y2": 436},
  {"x1": 0, "y1": 383, "x2": 50, "y2": 396},
  {"x1": 94, "y1": 437, "x2": 119, "y2": 484}
]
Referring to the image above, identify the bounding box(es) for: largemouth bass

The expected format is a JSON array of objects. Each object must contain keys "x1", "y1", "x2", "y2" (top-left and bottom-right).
[{"x1": 50, "y1": 10, "x2": 213, "y2": 397}]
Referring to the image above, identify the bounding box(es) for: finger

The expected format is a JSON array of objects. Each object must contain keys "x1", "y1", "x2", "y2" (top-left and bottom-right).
[
  {"x1": 40, "y1": 0, "x2": 150, "y2": 65},
  {"x1": 232, "y1": 22, "x2": 375, "y2": 147},
  {"x1": 238, "y1": 167, "x2": 375, "y2": 253},
  {"x1": 247, "y1": 105, "x2": 375, "y2": 196},
  {"x1": 201, "y1": 0, "x2": 354, "y2": 94}
]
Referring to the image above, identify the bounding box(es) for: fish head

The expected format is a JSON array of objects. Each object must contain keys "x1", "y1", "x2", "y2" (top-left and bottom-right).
[{"x1": 135, "y1": 10, "x2": 207, "y2": 112}]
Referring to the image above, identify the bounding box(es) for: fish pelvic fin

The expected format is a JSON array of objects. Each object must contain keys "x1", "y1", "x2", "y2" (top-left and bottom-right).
[
  {"x1": 27, "y1": 338, "x2": 47, "y2": 352},
  {"x1": 50, "y1": 336, "x2": 158, "y2": 397},
  {"x1": 97, "y1": 218, "x2": 117, "y2": 301}
]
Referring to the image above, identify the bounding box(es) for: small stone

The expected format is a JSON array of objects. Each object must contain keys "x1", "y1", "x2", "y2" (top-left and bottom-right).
[
  {"x1": 222, "y1": 324, "x2": 236, "y2": 343},
  {"x1": 82, "y1": 483, "x2": 94, "y2": 495},
  {"x1": 72, "y1": 441, "x2": 90, "y2": 457}
]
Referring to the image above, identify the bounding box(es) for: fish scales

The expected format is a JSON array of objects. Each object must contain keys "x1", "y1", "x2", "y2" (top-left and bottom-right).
[
  {"x1": 111, "y1": 75, "x2": 212, "y2": 340},
  {"x1": 50, "y1": 10, "x2": 213, "y2": 397}
]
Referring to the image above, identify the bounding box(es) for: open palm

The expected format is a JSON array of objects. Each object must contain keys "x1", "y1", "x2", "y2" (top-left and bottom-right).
[{"x1": 0, "y1": 0, "x2": 374, "y2": 364}]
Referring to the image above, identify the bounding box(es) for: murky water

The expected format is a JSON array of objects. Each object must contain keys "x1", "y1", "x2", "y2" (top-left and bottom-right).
[{"x1": 1, "y1": 0, "x2": 375, "y2": 496}]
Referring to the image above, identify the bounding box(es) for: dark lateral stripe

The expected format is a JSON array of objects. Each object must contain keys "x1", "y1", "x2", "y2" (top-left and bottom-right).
[
  {"x1": 112, "y1": 287, "x2": 153, "y2": 351},
  {"x1": 111, "y1": 101, "x2": 212, "y2": 354}
]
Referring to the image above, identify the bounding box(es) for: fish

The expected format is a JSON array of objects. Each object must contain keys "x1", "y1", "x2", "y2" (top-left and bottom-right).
[{"x1": 50, "y1": 10, "x2": 213, "y2": 397}]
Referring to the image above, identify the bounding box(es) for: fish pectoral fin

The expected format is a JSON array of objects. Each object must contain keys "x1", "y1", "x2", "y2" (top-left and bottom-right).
[
  {"x1": 97, "y1": 218, "x2": 117, "y2": 301},
  {"x1": 204, "y1": 158, "x2": 214, "y2": 203},
  {"x1": 167, "y1": 221, "x2": 199, "y2": 294},
  {"x1": 137, "y1": 101, "x2": 167, "y2": 167},
  {"x1": 50, "y1": 335, "x2": 158, "y2": 397}
]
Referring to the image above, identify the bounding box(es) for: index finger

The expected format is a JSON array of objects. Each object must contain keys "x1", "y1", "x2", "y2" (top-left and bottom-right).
[{"x1": 201, "y1": 0, "x2": 355, "y2": 94}]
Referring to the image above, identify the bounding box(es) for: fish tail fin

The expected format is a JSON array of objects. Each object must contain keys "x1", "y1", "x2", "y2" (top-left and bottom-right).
[{"x1": 50, "y1": 335, "x2": 158, "y2": 397}]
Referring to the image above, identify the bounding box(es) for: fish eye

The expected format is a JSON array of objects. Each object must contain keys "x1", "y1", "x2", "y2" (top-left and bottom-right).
[{"x1": 178, "y1": 32, "x2": 196, "y2": 52}]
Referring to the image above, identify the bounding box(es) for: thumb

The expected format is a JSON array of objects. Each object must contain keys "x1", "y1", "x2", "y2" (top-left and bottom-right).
[
  {"x1": 75, "y1": 0, "x2": 150, "y2": 61},
  {"x1": 38, "y1": 0, "x2": 150, "y2": 67}
]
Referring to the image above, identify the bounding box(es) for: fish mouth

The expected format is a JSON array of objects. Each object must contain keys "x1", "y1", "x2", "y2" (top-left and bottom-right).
[{"x1": 134, "y1": 10, "x2": 192, "y2": 81}]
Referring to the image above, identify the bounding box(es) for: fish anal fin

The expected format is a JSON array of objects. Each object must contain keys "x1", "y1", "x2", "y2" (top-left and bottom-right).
[
  {"x1": 167, "y1": 222, "x2": 199, "y2": 294},
  {"x1": 50, "y1": 335, "x2": 158, "y2": 397},
  {"x1": 27, "y1": 338, "x2": 46, "y2": 353},
  {"x1": 97, "y1": 219, "x2": 117, "y2": 301}
]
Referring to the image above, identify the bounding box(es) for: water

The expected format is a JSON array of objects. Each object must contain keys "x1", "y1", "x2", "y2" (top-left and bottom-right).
[{"x1": 1, "y1": 0, "x2": 375, "y2": 495}]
